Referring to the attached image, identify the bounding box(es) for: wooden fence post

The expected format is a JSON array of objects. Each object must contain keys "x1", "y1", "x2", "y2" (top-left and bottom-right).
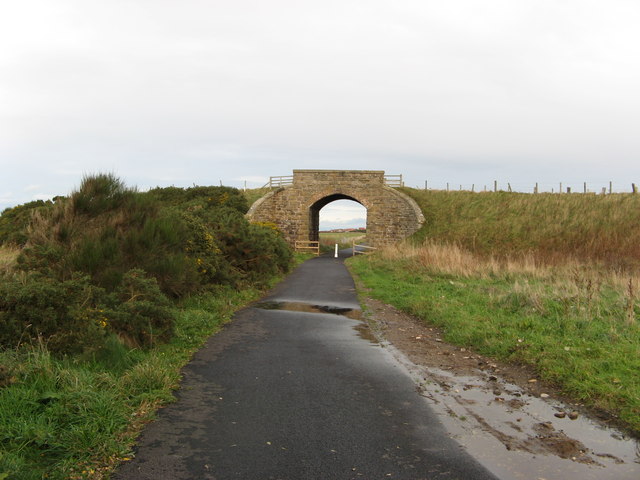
[
  {"x1": 534, "y1": 183, "x2": 538, "y2": 194},
  {"x1": 494, "y1": 181, "x2": 497, "y2": 192},
  {"x1": 609, "y1": 181, "x2": 613, "y2": 194},
  {"x1": 583, "y1": 182, "x2": 587, "y2": 194},
  {"x1": 632, "y1": 183, "x2": 637, "y2": 194}
]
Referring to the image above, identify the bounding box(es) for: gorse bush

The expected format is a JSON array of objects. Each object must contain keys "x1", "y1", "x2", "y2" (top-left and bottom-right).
[
  {"x1": 19, "y1": 175, "x2": 200, "y2": 298},
  {"x1": 105, "y1": 269, "x2": 175, "y2": 348},
  {"x1": 195, "y1": 206, "x2": 292, "y2": 286},
  {"x1": 1, "y1": 174, "x2": 293, "y2": 355},
  {"x1": 149, "y1": 184, "x2": 249, "y2": 214},
  {"x1": 0, "y1": 273, "x2": 106, "y2": 355},
  {"x1": 71, "y1": 173, "x2": 133, "y2": 216},
  {"x1": 0, "y1": 269, "x2": 175, "y2": 355},
  {"x1": 0, "y1": 175, "x2": 293, "y2": 478},
  {"x1": 0, "y1": 200, "x2": 56, "y2": 247}
]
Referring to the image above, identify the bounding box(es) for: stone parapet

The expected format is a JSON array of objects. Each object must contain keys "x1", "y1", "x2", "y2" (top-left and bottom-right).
[{"x1": 247, "y1": 170, "x2": 424, "y2": 247}]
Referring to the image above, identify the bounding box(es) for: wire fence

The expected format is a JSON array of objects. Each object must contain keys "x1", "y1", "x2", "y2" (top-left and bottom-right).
[{"x1": 420, "y1": 181, "x2": 639, "y2": 194}]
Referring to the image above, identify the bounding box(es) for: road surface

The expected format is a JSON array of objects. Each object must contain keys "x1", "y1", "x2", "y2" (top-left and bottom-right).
[{"x1": 114, "y1": 253, "x2": 498, "y2": 479}]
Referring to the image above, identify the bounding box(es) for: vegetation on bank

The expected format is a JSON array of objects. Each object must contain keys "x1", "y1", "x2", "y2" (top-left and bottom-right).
[
  {"x1": 0, "y1": 175, "x2": 294, "y2": 479},
  {"x1": 401, "y1": 188, "x2": 640, "y2": 269},
  {"x1": 242, "y1": 187, "x2": 271, "y2": 209},
  {"x1": 0, "y1": 289, "x2": 269, "y2": 479},
  {"x1": 349, "y1": 188, "x2": 640, "y2": 435}
]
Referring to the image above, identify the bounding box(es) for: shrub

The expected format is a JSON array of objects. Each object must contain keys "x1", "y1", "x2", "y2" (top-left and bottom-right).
[
  {"x1": 0, "y1": 274, "x2": 106, "y2": 355},
  {"x1": 182, "y1": 212, "x2": 233, "y2": 286},
  {"x1": 0, "y1": 200, "x2": 55, "y2": 247},
  {"x1": 71, "y1": 173, "x2": 134, "y2": 216},
  {"x1": 246, "y1": 222, "x2": 293, "y2": 282},
  {"x1": 3, "y1": 175, "x2": 292, "y2": 352},
  {"x1": 105, "y1": 269, "x2": 175, "y2": 348},
  {"x1": 18, "y1": 179, "x2": 201, "y2": 298},
  {"x1": 198, "y1": 206, "x2": 292, "y2": 286},
  {"x1": 150, "y1": 185, "x2": 249, "y2": 213}
]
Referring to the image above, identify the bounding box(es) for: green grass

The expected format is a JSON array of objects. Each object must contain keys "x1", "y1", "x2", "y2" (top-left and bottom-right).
[
  {"x1": 242, "y1": 187, "x2": 272, "y2": 209},
  {"x1": 0, "y1": 176, "x2": 299, "y2": 479},
  {"x1": 348, "y1": 252, "x2": 640, "y2": 435},
  {"x1": 0, "y1": 285, "x2": 273, "y2": 480},
  {"x1": 402, "y1": 188, "x2": 640, "y2": 268}
]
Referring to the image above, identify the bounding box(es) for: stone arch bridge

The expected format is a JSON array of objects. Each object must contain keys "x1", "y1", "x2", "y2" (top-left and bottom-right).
[{"x1": 247, "y1": 170, "x2": 425, "y2": 247}]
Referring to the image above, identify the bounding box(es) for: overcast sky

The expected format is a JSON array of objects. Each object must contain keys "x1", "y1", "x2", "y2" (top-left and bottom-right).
[{"x1": 2, "y1": 0, "x2": 639, "y2": 228}]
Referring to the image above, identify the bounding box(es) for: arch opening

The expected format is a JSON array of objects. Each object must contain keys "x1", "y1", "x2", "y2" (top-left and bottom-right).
[
  {"x1": 246, "y1": 170, "x2": 426, "y2": 247},
  {"x1": 309, "y1": 194, "x2": 367, "y2": 242}
]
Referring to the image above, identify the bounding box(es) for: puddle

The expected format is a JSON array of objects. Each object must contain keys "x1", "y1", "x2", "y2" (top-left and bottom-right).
[
  {"x1": 352, "y1": 322, "x2": 380, "y2": 344},
  {"x1": 253, "y1": 301, "x2": 363, "y2": 321},
  {"x1": 381, "y1": 342, "x2": 640, "y2": 480},
  {"x1": 253, "y1": 298, "x2": 640, "y2": 478},
  {"x1": 253, "y1": 301, "x2": 380, "y2": 344}
]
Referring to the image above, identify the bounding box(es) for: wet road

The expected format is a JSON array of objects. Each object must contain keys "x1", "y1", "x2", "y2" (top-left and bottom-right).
[{"x1": 114, "y1": 254, "x2": 498, "y2": 480}]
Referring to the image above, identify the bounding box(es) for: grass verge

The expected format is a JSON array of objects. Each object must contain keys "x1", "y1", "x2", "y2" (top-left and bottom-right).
[
  {"x1": 347, "y1": 243, "x2": 640, "y2": 436},
  {"x1": 0, "y1": 282, "x2": 279, "y2": 480}
]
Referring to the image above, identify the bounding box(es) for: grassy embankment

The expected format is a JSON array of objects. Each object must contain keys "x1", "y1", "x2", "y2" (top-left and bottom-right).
[
  {"x1": 348, "y1": 189, "x2": 640, "y2": 435},
  {"x1": 0, "y1": 286, "x2": 267, "y2": 479},
  {"x1": 0, "y1": 177, "x2": 296, "y2": 479}
]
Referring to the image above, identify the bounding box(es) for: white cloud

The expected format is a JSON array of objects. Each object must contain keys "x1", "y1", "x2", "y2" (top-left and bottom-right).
[
  {"x1": 32, "y1": 193, "x2": 57, "y2": 201},
  {"x1": 236, "y1": 176, "x2": 270, "y2": 186},
  {"x1": 320, "y1": 200, "x2": 367, "y2": 227},
  {"x1": 0, "y1": 0, "x2": 639, "y2": 209}
]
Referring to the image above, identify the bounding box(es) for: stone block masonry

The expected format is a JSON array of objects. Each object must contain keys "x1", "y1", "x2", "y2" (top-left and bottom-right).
[{"x1": 247, "y1": 170, "x2": 425, "y2": 247}]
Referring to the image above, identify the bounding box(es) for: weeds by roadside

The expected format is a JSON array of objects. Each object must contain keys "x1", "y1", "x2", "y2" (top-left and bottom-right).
[
  {"x1": 0, "y1": 285, "x2": 271, "y2": 479},
  {"x1": 348, "y1": 242, "x2": 640, "y2": 435},
  {"x1": 0, "y1": 174, "x2": 297, "y2": 479}
]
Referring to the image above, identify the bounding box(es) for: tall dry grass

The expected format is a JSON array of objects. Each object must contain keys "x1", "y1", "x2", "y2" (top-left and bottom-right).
[
  {"x1": 378, "y1": 240, "x2": 639, "y2": 324},
  {"x1": 0, "y1": 244, "x2": 19, "y2": 275},
  {"x1": 403, "y1": 189, "x2": 640, "y2": 270},
  {"x1": 319, "y1": 232, "x2": 366, "y2": 248},
  {"x1": 379, "y1": 241, "x2": 545, "y2": 278},
  {"x1": 351, "y1": 241, "x2": 640, "y2": 432}
]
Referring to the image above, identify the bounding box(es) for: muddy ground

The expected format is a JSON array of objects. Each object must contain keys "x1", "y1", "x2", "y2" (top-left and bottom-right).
[{"x1": 357, "y1": 294, "x2": 640, "y2": 479}]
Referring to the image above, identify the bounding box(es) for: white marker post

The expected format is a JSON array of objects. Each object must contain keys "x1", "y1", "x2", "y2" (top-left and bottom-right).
[{"x1": 334, "y1": 244, "x2": 338, "y2": 258}]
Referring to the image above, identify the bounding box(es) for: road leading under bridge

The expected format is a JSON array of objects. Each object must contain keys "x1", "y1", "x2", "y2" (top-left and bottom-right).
[{"x1": 114, "y1": 252, "x2": 497, "y2": 480}]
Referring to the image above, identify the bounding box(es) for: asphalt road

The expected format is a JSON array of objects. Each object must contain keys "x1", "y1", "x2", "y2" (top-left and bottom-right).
[{"x1": 114, "y1": 253, "x2": 498, "y2": 480}]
